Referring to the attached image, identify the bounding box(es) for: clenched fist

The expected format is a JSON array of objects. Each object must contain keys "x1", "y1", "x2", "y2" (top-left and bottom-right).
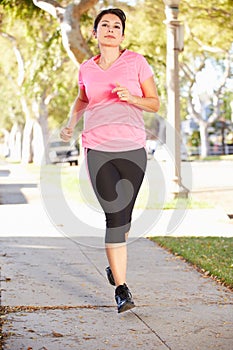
[{"x1": 60, "y1": 127, "x2": 73, "y2": 142}]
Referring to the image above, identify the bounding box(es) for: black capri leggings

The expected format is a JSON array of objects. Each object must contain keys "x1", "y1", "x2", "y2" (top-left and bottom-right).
[{"x1": 87, "y1": 148, "x2": 147, "y2": 244}]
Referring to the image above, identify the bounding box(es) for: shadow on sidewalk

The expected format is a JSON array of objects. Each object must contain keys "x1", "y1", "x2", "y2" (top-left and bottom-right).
[
  {"x1": 0, "y1": 184, "x2": 38, "y2": 205},
  {"x1": 0, "y1": 170, "x2": 10, "y2": 178},
  {"x1": 0, "y1": 236, "x2": 108, "y2": 308}
]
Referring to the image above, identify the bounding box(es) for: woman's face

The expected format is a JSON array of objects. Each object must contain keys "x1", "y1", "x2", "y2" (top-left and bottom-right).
[{"x1": 95, "y1": 14, "x2": 124, "y2": 47}]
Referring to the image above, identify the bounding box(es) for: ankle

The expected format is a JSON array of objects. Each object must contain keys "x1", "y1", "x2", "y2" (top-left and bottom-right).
[{"x1": 115, "y1": 282, "x2": 126, "y2": 288}]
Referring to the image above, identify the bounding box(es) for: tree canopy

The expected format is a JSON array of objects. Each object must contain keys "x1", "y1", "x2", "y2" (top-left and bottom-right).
[{"x1": 0, "y1": 0, "x2": 232, "y2": 161}]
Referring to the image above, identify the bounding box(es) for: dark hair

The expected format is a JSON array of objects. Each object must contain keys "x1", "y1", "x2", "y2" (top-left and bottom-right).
[{"x1": 93, "y1": 8, "x2": 126, "y2": 35}]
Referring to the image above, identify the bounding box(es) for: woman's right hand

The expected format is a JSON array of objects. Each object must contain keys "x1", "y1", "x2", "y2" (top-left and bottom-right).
[{"x1": 60, "y1": 127, "x2": 73, "y2": 142}]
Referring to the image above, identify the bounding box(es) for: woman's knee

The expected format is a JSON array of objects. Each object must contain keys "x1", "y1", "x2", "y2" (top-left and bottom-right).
[{"x1": 105, "y1": 223, "x2": 131, "y2": 244}]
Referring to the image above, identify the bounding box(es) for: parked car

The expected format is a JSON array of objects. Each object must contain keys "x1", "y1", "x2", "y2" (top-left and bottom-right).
[{"x1": 48, "y1": 140, "x2": 79, "y2": 166}]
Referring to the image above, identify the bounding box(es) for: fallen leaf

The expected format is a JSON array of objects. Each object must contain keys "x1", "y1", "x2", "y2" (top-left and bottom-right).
[{"x1": 52, "y1": 331, "x2": 63, "y2": 338}]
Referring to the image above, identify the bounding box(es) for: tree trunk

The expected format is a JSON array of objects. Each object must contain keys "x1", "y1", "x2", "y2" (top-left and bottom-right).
[
  {"x1": 60, "y1": 3, "x2": 93, "y2": 64},
  {"x1": 33, "y1": 121, "x2": 46, "y2": 165},
  {"x1": 9, "y1": 122, "x2": 22, "y2": 162},
  {"x1": 32, "y1": 97, "x2": 50, "y2": 165},
  {"x1": 21, "y1": 119, "x2": 34, "y2": 164},
  {"x1": 0, "y1": 129, "x2": 10, "y2": 158},
  {"x1": 21, "y1": 97, "x2": 34, "y2": 164},
  {"x1": 199, "y1": 120, "x2": 208, "y2": 158},
  {"x1": 0, "y1": 32, "x2": 35, "y2": 164},
  {"x1": 33, "y1": 0, "x2": 98, "y2": 64}
]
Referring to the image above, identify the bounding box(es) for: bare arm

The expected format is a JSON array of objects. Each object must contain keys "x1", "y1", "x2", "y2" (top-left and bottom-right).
[
  {"x1": 112, "y1": 76, "x2": 160, "y2": 113},
  {"x1": 131, "y1": 76, "x2": 160, "y2": 112},
  {"x1": 60, "y1": 88, "x2": 88, "y2": 142}
]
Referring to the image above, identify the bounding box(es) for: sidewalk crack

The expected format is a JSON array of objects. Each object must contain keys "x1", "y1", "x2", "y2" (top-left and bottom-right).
[{"x1": 132, "y1": 311, "x2": 172, "y2": 350}]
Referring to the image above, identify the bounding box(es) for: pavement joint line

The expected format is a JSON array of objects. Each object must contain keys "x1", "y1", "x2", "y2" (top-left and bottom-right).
[
  {"x1": 53, "y1": 229, "x2": 108, "y2": 281},
  {"x1": 1, "y1": 305, "x2": 115, "y2": 313},
  {"x1": 132, "y1": 311, "x2": 172, "y2": 350},
  {"x1": 77, "y1": 242, "x2": 106, "y2": 280},
  {"x1": 1, "y1": 304, "x2": 161, "y2": 314},
  {"x1": 1, "y1": 305, "x2": 173, "y2": 349}
]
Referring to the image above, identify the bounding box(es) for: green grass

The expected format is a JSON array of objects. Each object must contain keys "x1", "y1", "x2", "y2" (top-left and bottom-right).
[
  {"x1": 150, "y1": 237, "x2": 233, "y2": 289},
  {"x1": 189, "y1": 154, "x2": 233, "y2": 161}
]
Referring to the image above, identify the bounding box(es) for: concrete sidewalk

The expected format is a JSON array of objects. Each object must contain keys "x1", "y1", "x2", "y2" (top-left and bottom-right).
[
  {"x1": 0, "y1": 162, "x2": 233, "y2": 349},
  {"x1": 1, "y1": 235, "x2": 233, "y2": 350}
]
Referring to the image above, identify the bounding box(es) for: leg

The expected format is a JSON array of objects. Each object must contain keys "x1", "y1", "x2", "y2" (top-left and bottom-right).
[
  {"x1": 87, "y1": 148, "x2": 146, "y2": 313},
  {"x1": 87, "y1": 148, "x2": 146, "y2": 287},
  {"x1": 87, "y1": 149, "x2": 129, "y2": 286},
  {"x1": 105, "y1": 235, "x2": 128, "y2": 287}
]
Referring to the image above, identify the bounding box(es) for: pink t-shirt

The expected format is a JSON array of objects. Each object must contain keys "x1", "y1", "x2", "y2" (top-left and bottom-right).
[{"x1": 78, "y1": 49, "x2": 153, "y2": 151}]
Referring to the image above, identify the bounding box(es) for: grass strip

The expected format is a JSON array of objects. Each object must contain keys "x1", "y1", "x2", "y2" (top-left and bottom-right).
[{"x1": 150, "y1": 237, "x2": 233, "y2": 290}]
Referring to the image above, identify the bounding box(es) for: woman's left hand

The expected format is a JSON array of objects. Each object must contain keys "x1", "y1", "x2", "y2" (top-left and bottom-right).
[
  {"x1": 112, "y1": 77, "x2": 160, "y2": 113},
  {"x1": 112, "y1": 82, "x2": 136, "y2": 104}
]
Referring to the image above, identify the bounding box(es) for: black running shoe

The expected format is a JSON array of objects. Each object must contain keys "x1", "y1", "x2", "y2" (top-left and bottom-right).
[
  {"x1": 105, "y1": 266, "x2": 115, "y2": 286},
  {"x1": 115, "y1": 283, "x2": 135, "y2": 313}
]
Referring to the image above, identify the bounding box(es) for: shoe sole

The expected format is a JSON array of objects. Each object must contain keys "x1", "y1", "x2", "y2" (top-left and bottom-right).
[{"x1": 118, "y1": 301, "x2": 135, "y2": 313}]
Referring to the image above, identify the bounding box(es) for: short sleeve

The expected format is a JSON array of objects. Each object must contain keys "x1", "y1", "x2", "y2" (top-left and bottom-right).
[
  {"x1": 78, "y1": 66, "x2": 85, "y2": 90},
  {"x1": 136, "y1": 54, "x2": 154, "y2": 84}
]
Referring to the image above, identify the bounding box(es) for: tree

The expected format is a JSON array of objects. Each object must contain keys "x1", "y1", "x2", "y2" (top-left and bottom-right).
[
  {"x1": 179, "y1": 0, "x2": 233, "y2": 157},
  {"x1": 0, "y1": 0, "x2": 83, "y2": 164},
  {"x1": 1, "y1": 0, "x2": 232, "y2": 161},
  {"x1": 32, "y1": 0, "x2": 99, "y2": 64},
  {"x1": 180, "y1": 51, "x2": 232, "y2": 157},
  {"x1": 140, "y1": 0, "x2": 233, "y2": 157},
  {"x1": 0, "y1": 32, "x2": 27, "y2": 161}
]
